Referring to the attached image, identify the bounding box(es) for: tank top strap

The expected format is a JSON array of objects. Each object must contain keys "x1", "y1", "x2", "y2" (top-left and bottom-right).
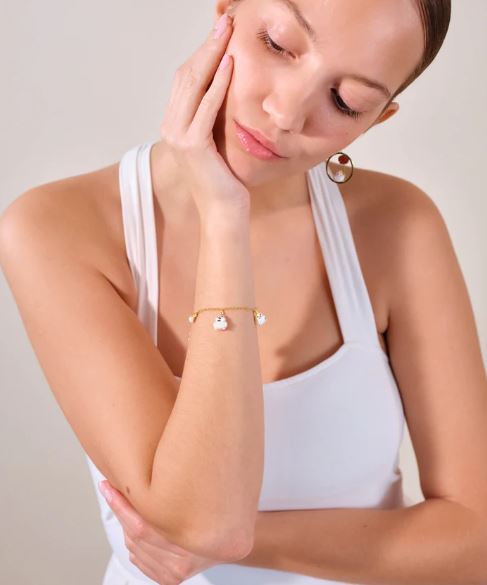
[
  {"x1": 118, "y1": 141, "x2": 380, "y2": 350},
  {"x1": 118, "y1": 140, "x2": 159, "y2": 344},
  {"x1": 306, "y1": 162, "x2": 382, "y2": 349}
]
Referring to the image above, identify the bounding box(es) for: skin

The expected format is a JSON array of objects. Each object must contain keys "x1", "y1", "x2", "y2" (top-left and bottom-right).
[
  {"x1": 7, "y1": 0, "x2": 486, "y2": 582},
  {"x1": 94, "y1": 0, "x2": 431, "y2": 580},
  {"x1": 133, "y1": 0, "x2": 425, "y2": 382},
  {"x1": 0, "y1": 0, "x2": 426, "y2": 393},
  {"x1": 152, "y1": 0, "x2": 423, "y2": 224}
]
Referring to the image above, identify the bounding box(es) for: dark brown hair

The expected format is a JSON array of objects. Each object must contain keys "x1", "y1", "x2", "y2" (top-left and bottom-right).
[{"x1": 383, "y1": 0, "x2": 452, "y2": 109}]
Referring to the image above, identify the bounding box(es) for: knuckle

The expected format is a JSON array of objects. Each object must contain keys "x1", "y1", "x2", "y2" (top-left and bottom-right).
[
  {"x1": 123, "y1": 533, "x2": 135, "y2": 551},
  {"x1": 132, "y1": 519, "x2": 147, "y2": 540},
  {"x1": 180, "y1": 135, "x2": 201, "y2": 153},
  {"x1": 174, "y1": 64, "x2": 186, "y2": 79},
  {"x1": 175, "y1": 559, "x2": 193, "y2": 581},
  {"x1": 128, "y1": 551, "x2": 138, "y2": 564},
  {"x1": 187, "y1": 128, "x2": 211, "y2": 150},
  {"x1": 161, "y1": 132, "x2": 179, "y2": 150},
  {"x1": 182, "y1": 66, "x2": 203, "y2": 91}
]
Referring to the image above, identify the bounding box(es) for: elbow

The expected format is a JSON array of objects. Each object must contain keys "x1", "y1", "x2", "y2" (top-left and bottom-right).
[
  {"x1": 146, "y1": 507, "x2": 255, "y2": 563},
  {"x1": 175, "y1": 527, "x2": 254, "y2": 563},
  {"x1": 137, "y1": 481, "x2": 256, "y2": 562}
]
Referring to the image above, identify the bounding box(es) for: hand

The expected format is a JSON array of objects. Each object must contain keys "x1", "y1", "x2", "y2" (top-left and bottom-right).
[
  {"x1": 159, "y1": 11, "x2": 250, "y2": 223},
  {"x1": 98, "y1": 480, "x2": 224, "y2": 584}
]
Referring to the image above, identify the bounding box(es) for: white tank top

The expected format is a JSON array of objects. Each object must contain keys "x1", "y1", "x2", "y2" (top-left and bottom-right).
[{"x1": 84, "y1": 140, "x2": 412, "y2": 584}]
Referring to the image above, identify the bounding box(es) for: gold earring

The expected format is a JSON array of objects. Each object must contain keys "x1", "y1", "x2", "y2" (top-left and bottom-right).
[{"x1": 325, "y1": 152, "x2": 354, "y2": 183}]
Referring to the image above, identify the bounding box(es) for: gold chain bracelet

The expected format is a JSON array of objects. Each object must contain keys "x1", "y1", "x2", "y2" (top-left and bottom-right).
[{"x1": 188, "y1": 306, "x2": 267, "y2": 331}]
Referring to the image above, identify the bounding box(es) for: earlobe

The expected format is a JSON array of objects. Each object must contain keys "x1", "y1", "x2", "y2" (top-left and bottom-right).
[
  {"x1": 369, "y1": 102, "x2": 400, "y2": 130},
  {"x1": 380, "y1": 102, "x2": 400, "y2": 123}
]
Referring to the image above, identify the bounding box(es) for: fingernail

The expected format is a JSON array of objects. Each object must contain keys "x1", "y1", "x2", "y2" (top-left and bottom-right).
[
  {"x1": 98, "y1": 480, "x2": 112, "y2": 502},
  {"x1": 213, "y1": 13, "x2": 228, "y2": 39},
  {"x1": 218, "y1": 53, "x2": 230, "y2": 71}
]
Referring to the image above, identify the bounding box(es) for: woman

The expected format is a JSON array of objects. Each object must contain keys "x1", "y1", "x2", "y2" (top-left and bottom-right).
[{"x1": 1, "y1": 0, "x2": 486, "y2": 583}]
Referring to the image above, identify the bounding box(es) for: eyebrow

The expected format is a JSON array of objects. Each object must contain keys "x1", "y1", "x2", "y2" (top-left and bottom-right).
[{"x1": 275, "y1": 0, "x2": 392, "y2": 99}]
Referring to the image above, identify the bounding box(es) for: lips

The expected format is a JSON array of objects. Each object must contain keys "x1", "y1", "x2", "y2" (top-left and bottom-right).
[{"x1": 234, "y1": 120, "x2": 286, "y2": 158}]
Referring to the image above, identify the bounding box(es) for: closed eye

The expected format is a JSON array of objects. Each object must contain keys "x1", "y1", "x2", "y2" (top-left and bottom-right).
[
  {"x1": 330, "y1": 89, "x2": 361, "y2": 120},
  {"x1": 256, "y1": 29, "x2": 362, "y2": 120}
]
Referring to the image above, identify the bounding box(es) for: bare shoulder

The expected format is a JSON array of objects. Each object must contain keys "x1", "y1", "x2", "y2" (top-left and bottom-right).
[
  {"x1": 353, "y1": 175, "x2": 487, "y2": 521},
  {"x1": 0, "y1": 162, "x2": 136, "y2": 307},
  {"x1": 341, "y1": 166, "x2": 447, "y2": 327},
  {"x1": 350, "y1": 166, "x2": 447, "y2": 257},
  {"x1": 343, "y1": 166, "x2": 440, "y2": 219}
]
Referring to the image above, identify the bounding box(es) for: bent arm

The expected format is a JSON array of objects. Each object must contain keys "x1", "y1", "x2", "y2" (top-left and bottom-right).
[
  {"x1": 146, "y1": 214, "x2": 265, "y2": 558},
  {"x1": 0, "y1": 189, "x2": 264, "y2": 561}
]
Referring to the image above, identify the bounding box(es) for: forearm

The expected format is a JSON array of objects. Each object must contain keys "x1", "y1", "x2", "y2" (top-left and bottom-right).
[
  {"x1": 238, "y1": 499, "x2": 487, "y2": 584},
  {"x1": 148, "y1": 214, "x2": 264, "y2": 557}
]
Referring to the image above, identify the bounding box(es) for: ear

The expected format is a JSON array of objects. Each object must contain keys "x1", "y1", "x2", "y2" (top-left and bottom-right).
[{"x1": 369, "y1": 101, "x2": 400, "y2": 129}]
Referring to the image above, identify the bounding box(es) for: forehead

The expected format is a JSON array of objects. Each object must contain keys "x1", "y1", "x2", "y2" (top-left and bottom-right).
[{"x1": 267, "y1": 0, "x2": 424, "y2": 92}]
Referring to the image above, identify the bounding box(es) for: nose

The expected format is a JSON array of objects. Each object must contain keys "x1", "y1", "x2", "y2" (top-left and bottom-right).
[
  {"x1": 262, "y1": 85, "x2": 310, "y2": 135},
  {"x1": 262, "y1": 94, "x2": 305, "y2": 134}
]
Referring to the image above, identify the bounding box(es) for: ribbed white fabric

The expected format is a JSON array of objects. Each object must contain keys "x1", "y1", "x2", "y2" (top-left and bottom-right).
[{"x1": 85, "y1": 140, "x2": 413, "y2": 584}]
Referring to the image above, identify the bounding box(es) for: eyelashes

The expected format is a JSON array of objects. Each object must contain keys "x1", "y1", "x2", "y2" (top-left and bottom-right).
[
  {"x1": 256, "y1": 29, "x2": 361, "y2": 120},
  {"x1": 257, "y1": 29, "x2": 288, "y2": 56},
  {"x1": 330, "y1": 88, "x2": 361, "y2": 120}
]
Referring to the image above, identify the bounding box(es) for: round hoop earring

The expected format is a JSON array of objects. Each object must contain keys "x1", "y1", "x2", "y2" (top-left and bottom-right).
[{"x1": 325, "y1": 152, "x2": 354, "y2": 183}]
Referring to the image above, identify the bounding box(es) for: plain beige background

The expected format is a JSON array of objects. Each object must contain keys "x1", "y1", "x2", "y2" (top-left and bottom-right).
[{"x1": 1, "y1": 1, "x2": 486, "y2": 583}]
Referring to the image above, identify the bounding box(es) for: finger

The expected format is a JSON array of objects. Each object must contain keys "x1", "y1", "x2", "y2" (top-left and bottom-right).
[
  {"x1": 128, "y1": 536, "x2": 171, "y2": 575},
  {"x1": 127, "y1": 551, "x2": 161, "y2": 583},
  {"x1": 165, "y1": 13, "x2": 234, "y2": 133},
  {"x1": 190, "y1": 51, "x2": 233, "y2": 140},
  {"x1": 126, "y1": 525, "x2": 184, "y2": 557},
  {"x1": 128, "y1": 541, "x2": 186, "y2": 585},
  {"x1": 99, "y1": 481, "x2": 180, "y2": 550},
  {"x1": 98, "y1": 481, "x2": 151, "y2": 540}
]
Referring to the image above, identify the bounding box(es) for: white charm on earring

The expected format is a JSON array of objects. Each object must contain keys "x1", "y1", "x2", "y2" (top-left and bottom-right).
[
  {"x1": 213, "y1": 312, "x2": 228, "y2": 331},
  {"x1": 334, "y1": 169, "x2": 346, "y2": 182},
  {"x1": 254, "y1": 311, "x2": 267, "y2": 326}
]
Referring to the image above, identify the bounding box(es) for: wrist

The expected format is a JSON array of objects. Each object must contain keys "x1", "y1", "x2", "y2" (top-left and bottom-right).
[
  {"x1": 200, "y1": 204, "x2": 250, "y2": 234},
  {"x1": 200, "y1": 213, "x2": 250, "y2": 240}
]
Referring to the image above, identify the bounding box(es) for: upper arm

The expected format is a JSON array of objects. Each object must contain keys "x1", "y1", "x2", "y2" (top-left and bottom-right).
[
  {"x1": 0, "y1": 190, "x2": 193, "y2": 541},
  {"x1": 384, "y1": 182, "x2": 487, "y2": 519}
]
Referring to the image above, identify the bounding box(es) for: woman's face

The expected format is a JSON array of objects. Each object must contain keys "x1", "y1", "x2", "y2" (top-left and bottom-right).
[{"x1": 213, "y1": 0, "x2": 424, "y2": 187}]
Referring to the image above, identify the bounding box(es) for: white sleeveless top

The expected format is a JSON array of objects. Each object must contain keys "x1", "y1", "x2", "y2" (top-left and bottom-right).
[{"x1": 85, "y1": 140, "x2": 412, "y2": 584}]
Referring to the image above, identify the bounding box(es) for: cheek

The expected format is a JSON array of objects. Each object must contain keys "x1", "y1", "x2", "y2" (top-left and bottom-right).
[
  {"x1": 227, "y1": 31, "x2": 268, "y2": 93},
  {"x1": 231, "y1": 59, "x2": 265, "y2": 98}
]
